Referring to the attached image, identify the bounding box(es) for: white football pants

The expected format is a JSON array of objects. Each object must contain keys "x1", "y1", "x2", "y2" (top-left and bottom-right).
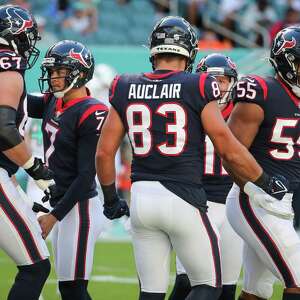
[
  {"x1": 226, "y1": 184, "x2": 300, "y2": 299},
  {"x1": 176, "y1": 200, "x2": 243, "y2": 285},
  {"x1": 130, "y1": 181, "x2": 221, "y2": 293}
]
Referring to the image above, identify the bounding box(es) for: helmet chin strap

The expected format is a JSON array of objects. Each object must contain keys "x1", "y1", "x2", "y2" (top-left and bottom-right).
[
  {"x1": 53, "y1": 76, "x2": 79, "y2": 98},
  {"x1": 218, "y1": 77, "x2": 235, "y2": 105}
]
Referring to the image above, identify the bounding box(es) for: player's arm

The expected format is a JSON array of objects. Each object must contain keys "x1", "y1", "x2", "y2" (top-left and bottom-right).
[
  {"x1": 223, "y1": 102, "x2": 264, "y2": 182},
  {"x1": 95, "y1": 106, "x2": 129, "y2": 219},
  {"x1": 201, "y1": 100, "x2": 263, "y2": 186},
  {"x1": 27, "y1": 93, "x2": 46, "y2": 119},
  {"x1": 0, "y1": 71, "x2": 55, "y2": 208},
  {"x1": 50, "y1": 106, "x2": 108, "y2": 221},
  {"x1": 0, "y1": 71, "x2": 32, "y2": 166}
]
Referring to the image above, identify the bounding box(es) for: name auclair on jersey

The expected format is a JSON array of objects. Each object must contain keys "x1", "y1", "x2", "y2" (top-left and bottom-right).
[{"x1": 128, "y1": 83, "x2": 181, "y2": 100}]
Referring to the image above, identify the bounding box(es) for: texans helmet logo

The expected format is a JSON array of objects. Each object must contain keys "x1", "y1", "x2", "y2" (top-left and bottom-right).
[
  {"x1": 6, "y1": 7, "x2": 33, "y2": 35},
  {"x1": 274, "y1": 36, "x2": 296, "y2": 55},
  {"x1": 196, "y1": 57, "x2": 205, "y2": 70},
  {"x1": 68, "y1": 48, "x2": 92, "y2": 68},
  {"x1": 228, "y1": 57, "x2": 237, "y2": 70}
]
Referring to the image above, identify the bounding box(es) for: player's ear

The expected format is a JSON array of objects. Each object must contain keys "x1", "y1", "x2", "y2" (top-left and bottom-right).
[{"x1": 79, "y1": 71, "x2": 85, "y2": 78}]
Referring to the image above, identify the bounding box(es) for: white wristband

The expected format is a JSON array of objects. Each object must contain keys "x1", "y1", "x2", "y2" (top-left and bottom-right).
[{"x1": 22, "y1": 156, "x2": 35, "y2": 170}]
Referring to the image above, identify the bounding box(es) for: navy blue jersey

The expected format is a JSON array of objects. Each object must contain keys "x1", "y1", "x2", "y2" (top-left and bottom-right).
[
  {"x1": 203, "y1": 102, "x2": 233, "y2": 203},
  {"x1": 27, "y1": 92, "x2": 108, "y2": 220},
  {"x1": 0, "y1": 49, "x2": 27, "y2": 176},
  {"x1": 110, "y1": 70, "x2": 221, "y2": 209},
  {"x1": 234, "y1": 75, "x2": 300, "y2": 192}
]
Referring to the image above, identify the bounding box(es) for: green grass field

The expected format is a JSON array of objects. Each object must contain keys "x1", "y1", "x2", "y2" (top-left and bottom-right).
[{"x1": 0, "y1": 241, "x2": 284, "y2": 300}]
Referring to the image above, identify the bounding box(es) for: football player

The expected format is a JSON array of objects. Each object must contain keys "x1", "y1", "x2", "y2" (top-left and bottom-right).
[
  {"x1": 169, "y1": 53, "x2": 242, "y2": 300},
  {"x1": 226, "y1": 26, "x2": 300, "y2": 300},
  {"x1": 0, "y1": 4, "x2": 55, "y2": 300},
  {"x1": 96, "y1": 16, "x2": 286, "y2": 300},
  {"x1": 26, "y1": 40, "x2": 108, "y2": 300}
]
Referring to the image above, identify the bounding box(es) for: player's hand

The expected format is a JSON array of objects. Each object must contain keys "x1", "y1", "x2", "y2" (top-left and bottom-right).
[
  {"x1": 38, "y1": 213, "x2": 57, "y2": 239},
  {"x1": 23, "y1": 157, "x2": 57, "y2": 197},
  {"x1": 244, "y1": 181, "x2": 294, "y2": 220},
  {"x1": 103, "y1": 197, "x2": 130, "y2": 220},
  {"x1": 32, "y1": 202, "x2": 49, "y2": 214}
]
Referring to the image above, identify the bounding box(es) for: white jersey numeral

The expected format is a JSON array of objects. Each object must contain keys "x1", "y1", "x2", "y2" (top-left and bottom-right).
[
  {"x1": 204, "y1": 135, "x2": 227, "y2": 175},
  {"x1": 126, "y1": 103, "x2": 187, "y2": 156},
  {"x1": 44, "y1": 122, "x2": 59, "y2": 165},
  {"x1": 270, "y1": 118, "x2": 299, "y2": 160}
]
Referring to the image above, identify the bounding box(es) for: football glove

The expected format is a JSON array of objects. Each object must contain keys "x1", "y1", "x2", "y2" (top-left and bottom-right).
[
  {"x1": 263, "y1": 174, "x2": 289, "y2": 200},
  {"x1": 103, "y1": 197, "x2": 130, "y2": 220},
  {"x1": 23, "y1": 157, "x2": 56, "y2": 199},
  {"x1": 16, "y1": 184, "x2": 50, "y2": 214},
  {"x1": 244, "y1": 180, "x2": 294, "y2": 220},
  {"x1": 32, "y1": 202, "x2": 50, "y2": 213}
]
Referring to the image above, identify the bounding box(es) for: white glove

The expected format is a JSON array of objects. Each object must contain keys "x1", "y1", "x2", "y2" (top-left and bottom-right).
[{"x1": 244, "y1": 182, "x2": 294, "y2": 220}]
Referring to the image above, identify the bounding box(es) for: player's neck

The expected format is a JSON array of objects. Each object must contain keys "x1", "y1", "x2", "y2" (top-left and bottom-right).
[
  {"x1": 62, "y1": 87, "x2": 88, "y2": 104},
  {"x1": 155, "y1": 59, "x2": 186, "y2": 71}
]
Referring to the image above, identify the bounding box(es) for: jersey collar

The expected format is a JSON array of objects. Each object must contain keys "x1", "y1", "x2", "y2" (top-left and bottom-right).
[
  {"x1": 143, "y1": 70, "x2": 181, "y2": 79},
  {"x1": 55, "y1": 88, "x2": 92, "y2": 114},
  {"x1": 277, "y1": 77, "x2": 300, "y2": 109}
]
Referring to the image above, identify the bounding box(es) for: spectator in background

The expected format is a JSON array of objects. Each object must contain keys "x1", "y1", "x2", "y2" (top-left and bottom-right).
[
  {"x1": 186, "y1": 0, "x2": 208, "y2": 30},
  {"x1": 242, "y1": 0, "x2": 277, "y2": 46},
  {"x1": 218, "y1": 0, "x2": 246, "y2": 46},
  {"x1": 62, "y1": 1, "x2": 98, "y2": 37},
  {"x1": 270, "y1": 6, "x2": 300, "y2": 41},
  {"x1": 198, "y1": 30, "x2": 232, "y2": 50},
  {"x1": 87, "y1": 64, "x2": 117, "y2": 106},
  {"x1": 151, "y1": 0, "x2": 171, "y2": 23},
  {"x1": 35, "y1": 15, "x2": 58, "y2": 46}
]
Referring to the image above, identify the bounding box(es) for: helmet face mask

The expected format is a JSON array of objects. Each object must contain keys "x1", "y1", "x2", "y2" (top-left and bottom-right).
[
  {"x1": 0, "y1": 5, "x2": 40, "y2": 69},
  {"x1": 38, "y1": 40, "x2": 94, "y2": 97},
  {"x1": 270, "y1": 26, "x2": 300, "y2": 96},
  {"x1": 196, "y1": 53, "x2": 238, "y2": 105},
  {"x1": 149, "y1": 16, "x2": 198, "y2": 72}
]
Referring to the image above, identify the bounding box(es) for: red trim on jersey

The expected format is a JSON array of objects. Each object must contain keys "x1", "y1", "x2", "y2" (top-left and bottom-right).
[
  {"x1": 199, "y1": 73, "x2": 208, "y2": 99},
  {"x1": 250, "y1": 75, "x2": 268, "y2": 100},
  {"x1": 43, "y1": 94, "x2": 51, "y2": 103},
  {"x1": 55, "y1": 96, "x2": 93, "y2": 115},
  {"x1": 277, "y1": 78, "x2": 300, "y2": 108},
  {"x1": 143, "y1": 71, "x2": 179, "y2": 79},
  {"x1": 109, "y1": 75, "x2": 121, "y2": 103},
  {"x1": 78, "y1": 104, "x2": 108, "y2": 127},
  {"x1": 221, "y1": 101, "x2": 233, "y2": 119}
]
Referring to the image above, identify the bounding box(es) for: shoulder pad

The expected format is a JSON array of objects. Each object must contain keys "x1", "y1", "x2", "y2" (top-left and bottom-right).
[
  {"x1": 109, "y1": 75, "x2": 121, "y2": 103},
  {"x1": 78, "y1": 102, "x2": 108, "y2": 128},
  {"x1": 0, "y1": 50, "x2": 26, "y2": 72},
  {"x1": 198, "y1": 73, "x2": 221, "y2": 102},
  {"x1": 234, "y1": 75, "x2": 268, "y2": 106}
]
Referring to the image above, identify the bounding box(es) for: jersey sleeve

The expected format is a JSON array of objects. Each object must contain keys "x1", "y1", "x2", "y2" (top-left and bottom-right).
[
  {"x1": 27, "y1": 93, "x2": 48, "y2": 118},
  {"x1": 233, "y1": 75, "x2": 268, "y2": 110},
  {"x1": 109, "y1": 75, "x2": 123, "y2": 117},
  {"x1": 0, "y1": 50, "x2": 27, "y2": 72},
  {"x1": 50, "y1": 104, "x2": 108, "y2": 220},
  {"x1": 189, "y1": 73, "x2": 221, "y2": 113}
]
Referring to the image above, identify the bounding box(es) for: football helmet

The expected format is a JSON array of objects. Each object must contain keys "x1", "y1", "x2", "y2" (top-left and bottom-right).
[
  {"x1": 196, "y1": 53, "x2": 238, "y2": 104},
  {"x1": 149, "y1": 16, "x2": 198, "y2": 72},
  {"x1": 270, "y1": 26, "x2": 300, "y2": 96},
  {"x1": 0, "y1": 5, "x2": 40, "y2": 69},
  {"x1": 39, "y1": 40, "x2": 94, "y2": 98}
]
